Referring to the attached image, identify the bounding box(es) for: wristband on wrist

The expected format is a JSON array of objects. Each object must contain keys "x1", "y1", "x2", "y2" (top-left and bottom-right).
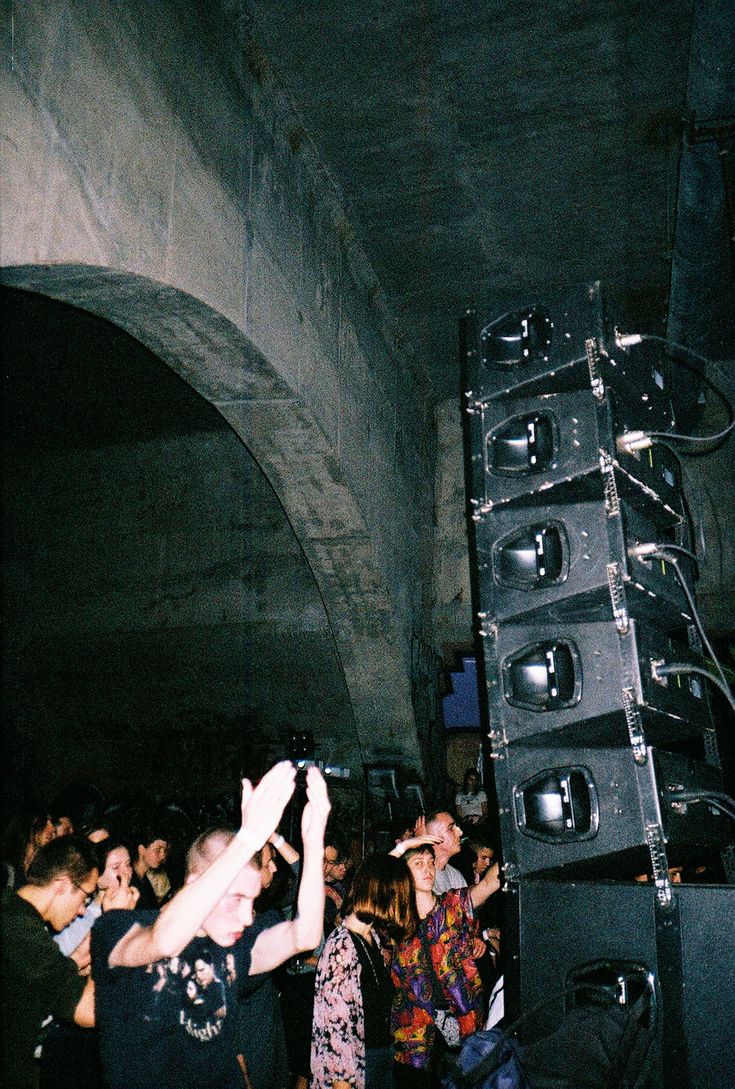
[
  {"x1": 272, "y1": 833, "x2": 285, "y2": 850},
  {"x1": 235, "y1": 827, "x2": 261, "y2": 851}
]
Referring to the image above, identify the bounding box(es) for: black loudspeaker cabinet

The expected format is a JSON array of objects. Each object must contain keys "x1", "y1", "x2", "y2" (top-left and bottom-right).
[
  {"x1": 483, "y1": 617, "x2": 711, "y2": 746},
  {"x1": 474, "y1": 496, "x2": 695, "y2": 630},
  {"x1": 466, "y1": 386, "x2": 681, "y2": 519},
  {"x1": 462, "y1": 283, "x2": 673, "y2": 406},
  {"x1": 498, "y1": 744, "x2": 727, "y2": 878},
  {"x1": 513, "y1": 879, "x2": 735, "y2": 1089}
]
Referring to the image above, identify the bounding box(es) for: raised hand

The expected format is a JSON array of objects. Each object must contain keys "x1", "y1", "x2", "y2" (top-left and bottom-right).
[
  {"x1": 100, "y1": 872, "x2": 140, "y2": 912},
  {"x1": 470, "y1": 860, "x2": 502, "y2": 909},
  {"x1": 300, "y1": 766, "x2": 331, "y2": 850},
  {"x1": 484, "y1": 862, "x2": 501, "y2": 893},
  {"x1": 390, "y1": 833, "x2": 442, "y2": 858},
  {"x1": 239, "y1": 761, "x2": 297, "y2": 850}
]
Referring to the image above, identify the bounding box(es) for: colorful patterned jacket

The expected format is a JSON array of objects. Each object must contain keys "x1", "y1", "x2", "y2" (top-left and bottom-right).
[{"x1": 391, "y1": 888, "x2": 482, "y2": 1068}]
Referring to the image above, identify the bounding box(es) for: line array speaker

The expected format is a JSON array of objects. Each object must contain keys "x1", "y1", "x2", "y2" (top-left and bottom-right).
[
  {"x1": 462, "y1": 282, "x2": 732, "y2": 1089},
  {"x1": 503, "y1": 744, "x2": 727, "y2": 877},
  {"x1": 485, "y1": 616, "x2": 711, "y2": 748},
  {"x1": 474, "y1": 496, "x2": 695, "y2": 629},
  {"x1": 462, "y1": 283, "x2": 726, "y2": 891},
  {"x1": 466, "y1": 385, "x2": 681, "y2": 517}
]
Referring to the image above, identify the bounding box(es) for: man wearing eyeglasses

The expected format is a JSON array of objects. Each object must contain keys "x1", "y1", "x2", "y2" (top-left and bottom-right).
[{"x1": 1, "y1": 835, "x2": 99, "y2": 1089}]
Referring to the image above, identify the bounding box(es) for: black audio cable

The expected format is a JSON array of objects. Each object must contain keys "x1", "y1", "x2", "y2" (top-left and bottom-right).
[
  {"x1": 651, "y1": 543, "x2": 697, "y2": 563},
  {"x1": 652, "y1": 662, "x2": 735, "y2": 718},
  {"x1": 648, "y1": 543, "x2": 699, "y2": 578},
  {"x1": 614, "y1": 334, "x2": 735, "y2": 454},
  {"x1": 667, "y1": 790, "x2": 735, "y2": 825},
  {"x1": 649, "y1": 550, "x2": 727, "y2": 693},
  {"x1": 636, "y1": 441, "x2": 718, "y2": 570},
  {"x1": 647, "y1": 419, "x2": 735, "y2": 448},
  {"x1": 629, "y1": 544, "x2": 730, "y2": 701}
]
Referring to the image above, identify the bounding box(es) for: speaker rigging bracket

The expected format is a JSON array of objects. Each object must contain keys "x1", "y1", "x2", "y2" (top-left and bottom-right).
[
  {"x1": 585, "y1": 336, "x2": 605, "y2": 400},
  {"x1": 606, "y1": 561, "x2": 629, "y2": 633},
  {"x1": 600, "y1": 452, "x2": 620, "y2": 516},
  {"x1": 646, "y1": 823, "x2": 673, "y2": 908},
  {"x1": 622, "y1": 687, "x2": 648, "y2": 763}
]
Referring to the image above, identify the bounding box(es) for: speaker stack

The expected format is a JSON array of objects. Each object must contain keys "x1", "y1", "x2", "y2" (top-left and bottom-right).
[{"x1": 460, "y1": 283, "x2": 735, "y2": 1088}]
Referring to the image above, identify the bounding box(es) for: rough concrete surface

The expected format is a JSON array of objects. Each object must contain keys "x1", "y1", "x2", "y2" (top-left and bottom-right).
[{"x1": 2, "y1": 0, "x2": 437, "y2": 788}]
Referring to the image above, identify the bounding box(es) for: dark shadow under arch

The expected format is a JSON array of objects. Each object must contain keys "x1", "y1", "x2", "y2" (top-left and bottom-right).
[
  {"x1": 0, "y1": 264, "x2": 422, "y2": 778},
  {"x1": 2, "y1": 284, "x2": 360, "y2": 801}
]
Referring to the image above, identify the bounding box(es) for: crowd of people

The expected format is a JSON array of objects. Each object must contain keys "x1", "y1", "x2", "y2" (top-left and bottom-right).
[{"x1": 1, "y1": 765, "x2": 502, "y2": 1089}]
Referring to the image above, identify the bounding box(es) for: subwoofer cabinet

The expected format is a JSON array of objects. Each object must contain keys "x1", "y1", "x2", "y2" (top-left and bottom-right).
[{"x1": 511, "y1": 879, "x2": 735, "y2": 1089}]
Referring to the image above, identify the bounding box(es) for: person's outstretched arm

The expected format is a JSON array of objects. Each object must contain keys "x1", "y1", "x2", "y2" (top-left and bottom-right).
[
  {"x1": 268, "y1": 831, "x2": 299, "y2": 867},
  {"x1": 249, "y1": 767, "x2": 330, "y2": 974},
  {"x1": 469, "y1": 861, "x2": 501, "y2": 909},
  {"x1": 107, "y1": 762, "x2": 297, "y2": 967}
]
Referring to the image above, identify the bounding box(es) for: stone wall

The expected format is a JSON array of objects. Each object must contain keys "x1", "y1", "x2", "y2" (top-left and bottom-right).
[
  {"x1": 2, "y1": 0, "x2": 437, "y2": 779},
  {"x1": 433, "y1": 399, "x2": 474, "y2": 658}
]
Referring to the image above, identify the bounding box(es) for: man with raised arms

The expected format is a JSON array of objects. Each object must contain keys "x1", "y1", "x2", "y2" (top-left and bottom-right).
[{"x1": 92, "y1": 762, "x2": 329, "y2": 1089}]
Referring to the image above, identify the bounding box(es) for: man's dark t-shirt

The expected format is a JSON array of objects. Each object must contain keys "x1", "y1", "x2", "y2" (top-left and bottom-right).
[
  {"x1": 92, "y1": 909, "x2": 254, "y2": 1089},
  {"x1": 238, "y1": 909, "x2": 288, "y2": 1089},
  {"x1": 1, "y1": 890, "x2": 87, "y2": 1089}
]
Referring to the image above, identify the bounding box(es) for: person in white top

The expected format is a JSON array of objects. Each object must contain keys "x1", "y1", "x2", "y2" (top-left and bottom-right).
[
  {"x1": 455, "y1": 769, "x2": 488, "y2": 826},
  {"x1": 413, "y1": 811, "x2": 500, "y2": 908}
]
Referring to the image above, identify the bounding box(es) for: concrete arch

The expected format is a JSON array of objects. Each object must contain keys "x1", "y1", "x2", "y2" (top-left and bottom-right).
[{"x1": 1, "y1": 263, "x2": 421, "y2": 771}]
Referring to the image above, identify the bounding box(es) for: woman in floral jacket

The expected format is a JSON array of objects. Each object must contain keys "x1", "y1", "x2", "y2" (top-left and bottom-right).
[
  {"x1": 311, "y1": 853, "x2": 415, "y2": 1089},
  {"x1": 390, "y1": 843, "x2": 483, "y2": 1087}
]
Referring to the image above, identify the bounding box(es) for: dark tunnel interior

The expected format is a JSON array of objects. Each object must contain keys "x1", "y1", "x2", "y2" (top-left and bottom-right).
[{"x1": 1, "y1": 287, "x2": 355, "y2": 815}]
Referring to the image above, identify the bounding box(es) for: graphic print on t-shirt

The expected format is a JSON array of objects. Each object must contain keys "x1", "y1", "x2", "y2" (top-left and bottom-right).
[
  {"x1": 145, "y1": 945, "x2": 238, "y2": 1042},
  {"x1": 93, "y1": 909, "x2": 256, "y2": 1089}
]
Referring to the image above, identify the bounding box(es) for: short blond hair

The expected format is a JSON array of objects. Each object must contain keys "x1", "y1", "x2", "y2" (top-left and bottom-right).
[
  {"x1": 184, "y1": 828, "x2": 234, "y2": 876},
  {"x1": 184, "y1": 828, "x2": 267, "y2": 877}
]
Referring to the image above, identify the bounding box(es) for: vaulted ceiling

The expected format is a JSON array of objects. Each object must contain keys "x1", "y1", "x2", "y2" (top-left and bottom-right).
[{"x1": 245, "y1": 0, "x2": 734, "y2": 398}]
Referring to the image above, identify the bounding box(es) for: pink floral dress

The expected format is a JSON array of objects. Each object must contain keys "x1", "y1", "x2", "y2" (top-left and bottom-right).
[{"x1": 311, "y1": 924, "x2": 367, "y2": 1089}]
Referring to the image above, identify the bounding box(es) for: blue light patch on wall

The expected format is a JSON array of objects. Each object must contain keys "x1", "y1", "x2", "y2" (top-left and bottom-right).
[{"x1": 442, "y1": 656, "x2": 481, "y2": 729}]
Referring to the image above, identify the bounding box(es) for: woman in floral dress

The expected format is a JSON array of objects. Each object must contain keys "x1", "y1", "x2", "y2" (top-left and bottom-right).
[{"x1": 311, "y1": 853, "x2": 415, "y2": 1089}]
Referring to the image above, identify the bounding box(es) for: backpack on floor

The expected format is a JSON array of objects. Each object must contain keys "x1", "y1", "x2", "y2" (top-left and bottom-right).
[
  {"x1": 441, "y1": 1028, "x2": 530, "y2": 1089},
  {"x1": 442, "y1": 984, "x2": 656, "y2": 1089}
]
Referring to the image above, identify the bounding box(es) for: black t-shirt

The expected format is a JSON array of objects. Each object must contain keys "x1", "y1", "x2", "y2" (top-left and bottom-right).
[
  {"x1": 237, "y1": 910, "x2": 288, "y2": 1089},
  {"x1": 1, "y1": 891, "x2": 87, "y2": 1089},
  {"x1": 92, "y1": 909, "x2": 254, "y2": 1089}
]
